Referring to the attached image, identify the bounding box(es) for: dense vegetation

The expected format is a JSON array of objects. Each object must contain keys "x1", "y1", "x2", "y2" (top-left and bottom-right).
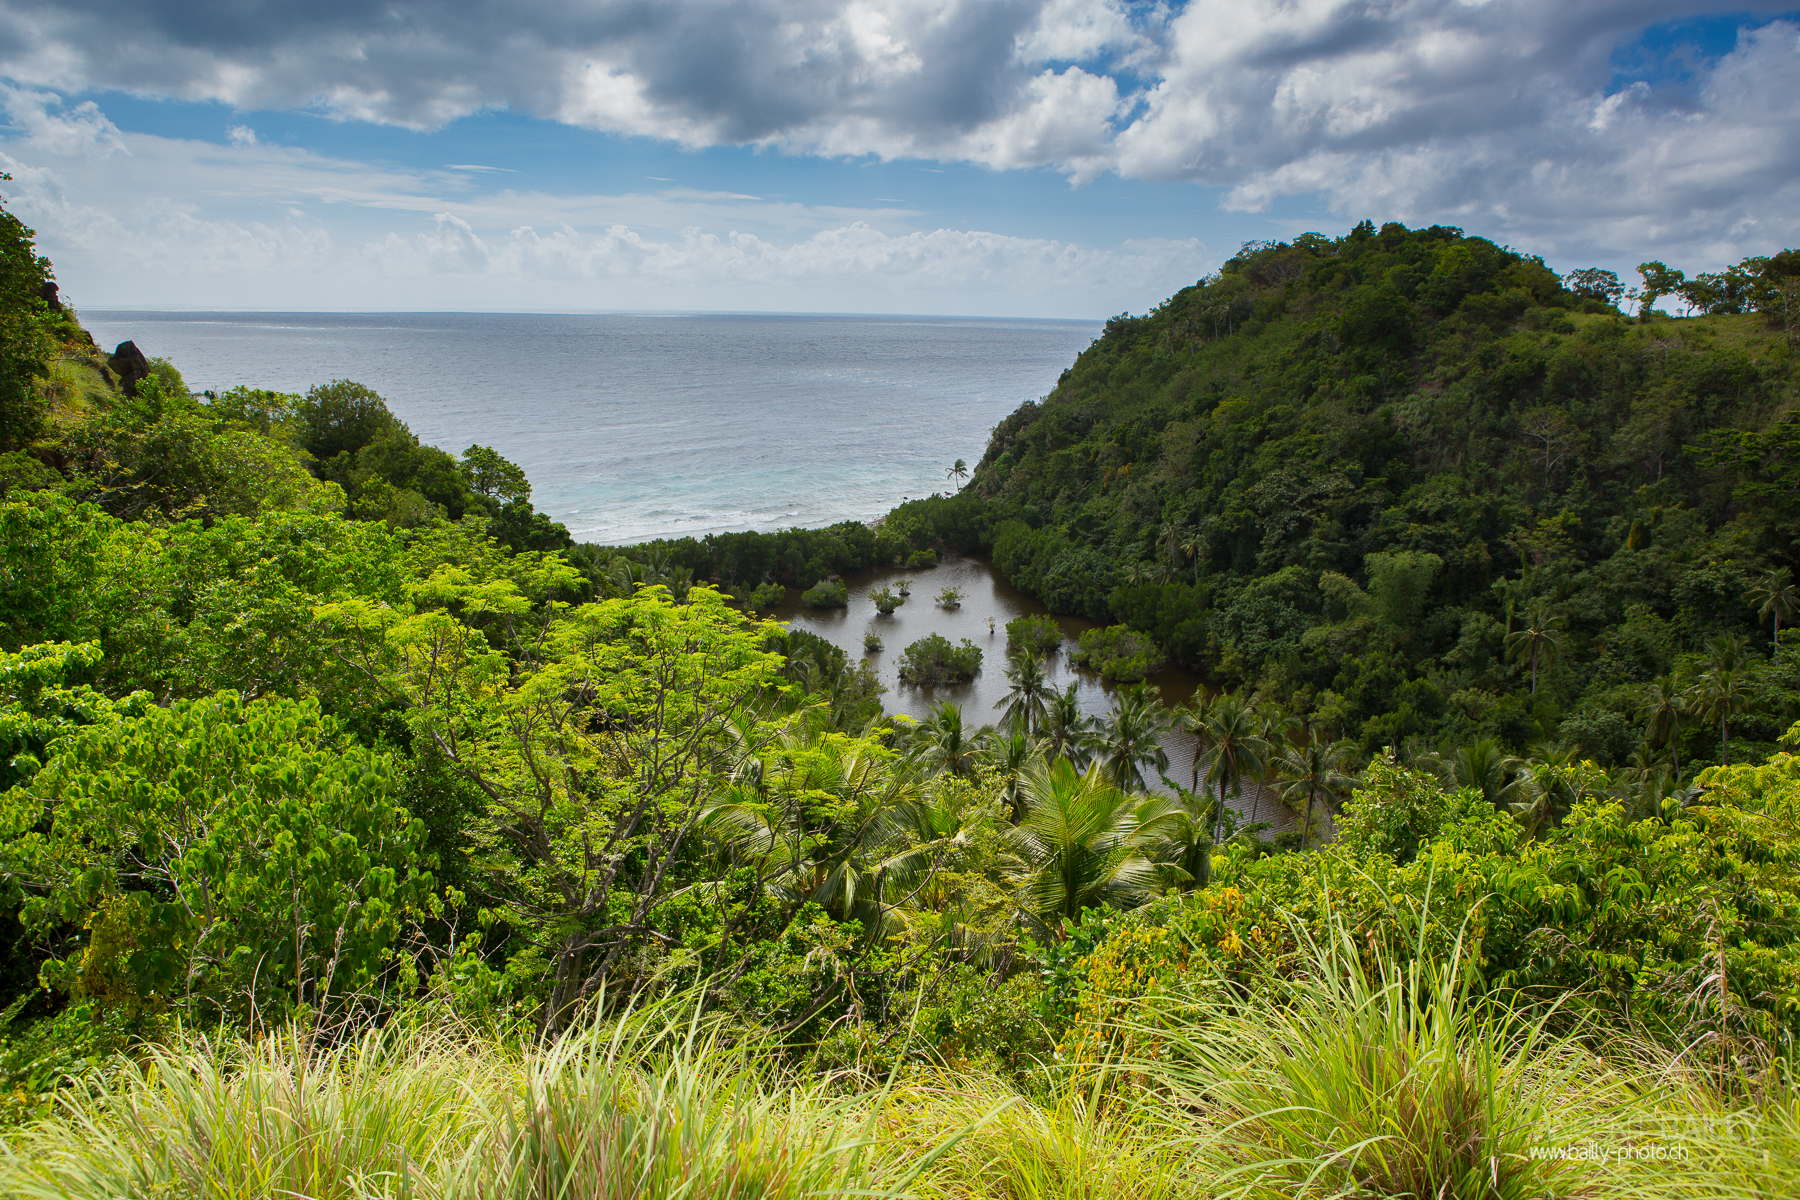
[
  {"x1": 0, "y1": 192, "x2": 1796, "y2": 1197},
  {"x1": 972, "y1": 225, "x2": 1800, "y2": 773}
]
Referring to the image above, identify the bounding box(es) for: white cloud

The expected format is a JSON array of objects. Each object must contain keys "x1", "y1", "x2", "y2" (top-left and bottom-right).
[
  {"x1": 0, "y1": 106, "x2": 1209, "y2": 315},
  {"x1": 3, "y1": 2, "x2": 1798, "y2": 290}
]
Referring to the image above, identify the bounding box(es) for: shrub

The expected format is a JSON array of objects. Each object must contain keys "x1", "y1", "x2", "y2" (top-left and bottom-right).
[
  {"x1": 868, "y1": 586, "x2": 904, "y2": 614},
  {"x1": 1005, "y1": 613, "x2": 1063, "y2": 656},
  {"x1": 1073, "y1": 625, "x2": 1165, "y2": 682},
  {"x1": 905, "y1": 548, "x2": 938, "y2": 569},
  {"x1": 800, "y1": 578, "x2": 848, "y2": 608},
  {"x1": 937, "y1": 586, "x2": 965, "y2": 609},
  {"x1": 864, "y1": 625, "x2": 883, "y2": 653},
  {"x1": 897, "y1": 634, "x2": 982, "y2": 685},
  {"x1": 747, "y1": 581, "x2": 784, "y2": 611}
]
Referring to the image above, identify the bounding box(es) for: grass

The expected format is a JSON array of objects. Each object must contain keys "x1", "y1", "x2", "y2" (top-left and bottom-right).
[{"x1": 2, "y1": 933, "x2": 1794, "y2": 1200}]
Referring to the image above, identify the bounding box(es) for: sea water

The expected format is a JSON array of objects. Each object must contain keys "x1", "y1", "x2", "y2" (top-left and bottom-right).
[{"x1": 79, "y1": 310, "x2": 1098, "y2": 545}]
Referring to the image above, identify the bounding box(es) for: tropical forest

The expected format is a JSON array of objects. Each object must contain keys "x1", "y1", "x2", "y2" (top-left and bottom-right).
[{"x1": 2, "y1": 188, "x2": 1799, "y2": 1198}]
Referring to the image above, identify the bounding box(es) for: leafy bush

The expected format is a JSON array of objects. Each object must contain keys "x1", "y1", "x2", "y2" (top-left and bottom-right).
[
  {"x1": 746, "y1": 581, "x2": 784, "y2": 610},
  {"x1": 905, "y1": 548, "x2": 938, "y2": 568},
  {"x1": 1073, "y1": 625, "x2": 1166, "y2": 682},
  {"x1": 800, "y1": 577, "x2": 849, "y2": 608},
  {"x1": 937, "y1": 586, "x2": 964, "y2": 609},
  {"x1": 867, "y1": 586, "x2": 904, "y2": 614},
  {"x1": 897, "y1": 634, "x2": 982, "y2": 685},
  {"x1": 863, "y1": 625, "x2": 883, "y2": 653},
  {"x1": 1005, "y1": 613, "x2": 1063, "y2": 656}
]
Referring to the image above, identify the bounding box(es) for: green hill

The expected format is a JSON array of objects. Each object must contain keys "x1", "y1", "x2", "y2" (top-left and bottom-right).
[{"x1": 972, "y1": 222, "x2": 1800, "y2": 765}]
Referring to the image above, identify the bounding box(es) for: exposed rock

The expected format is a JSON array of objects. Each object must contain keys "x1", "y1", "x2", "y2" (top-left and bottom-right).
[
  {"x1": 39, "y1": 280, "x2": 62, "y2": 311},
  {"x1": 108, "y1": 340, "x2": 150, "y2": 397}
]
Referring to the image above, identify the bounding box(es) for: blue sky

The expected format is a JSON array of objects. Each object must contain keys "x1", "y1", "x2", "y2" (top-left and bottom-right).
[{"x1": 2, "y1": 2, "x2": 1796, "y2": 317}]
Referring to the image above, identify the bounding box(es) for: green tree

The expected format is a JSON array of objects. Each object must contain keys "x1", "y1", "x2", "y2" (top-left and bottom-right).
[
  {"x1": 1197, "y1": 693, "x2": 1268, "y2": 843},
  {"x1": 1040, "y1": 683, "x2": 1095, "y2": 768},
  {"x1": 994, "y1": 649, "x2": 1051, "y2": 736},
  {"x1": 0, "y1": 180, "x2": 55, "y2": 452},
  {"x1": 1505, "y1": 602, "x2": 1565, "y2": 696},
  {"x1": 1095, "y1": 684, "x2": 1172, "y2": 793},
  {"x1": 1007, "y1": 759, "x2": 1177, "y2": 932},
  {"x1": 0, "y1": 689, "x2": 431, "y2": 1021},
  {"x1": 1273, "y1": 732, "x2": 1358, "y2": 849},
  {"x1": 1689, "y1": 635, "x2": 1752, "y2": 766},
  {"x1": 460, "y1": 444, "x2": 531, "y2": 504},
  {"x1": 327, "y1": 582, "x2": 778, "y2": 1031},
  {"x1": 947, "y1": 459, "x2": 969, "y2": 487},
  {"x1": 1636, "y1": 675, "x2": 1687, "y2": 778},
  {"x1": 908, "y1": 702, "x2": 980, "y2": 779},
  {"x1": 1746, "y1": 567, "x2": 1800, "y2": 650},
  {"x1": 294, "y1": 380, "x2": 397, "y2": 463}
]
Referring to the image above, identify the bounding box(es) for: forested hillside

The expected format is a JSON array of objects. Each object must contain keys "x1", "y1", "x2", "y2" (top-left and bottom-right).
[
  {"x1": 973, "y1": 222, "x2": 1800, "y2": 768},
  {"x1": 1, "y1": 191, "x2": 1797, "y2": 1199}
]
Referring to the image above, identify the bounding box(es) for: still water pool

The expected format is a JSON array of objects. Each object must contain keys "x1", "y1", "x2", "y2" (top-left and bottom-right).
[{"x1": 776, "y1": 556, "x2": 1293, "y2": 830}]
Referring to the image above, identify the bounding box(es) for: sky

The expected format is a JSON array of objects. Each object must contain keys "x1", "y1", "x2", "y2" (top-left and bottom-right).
[{"x1": 0, "y1": 1, "x2": 1797, "y2": 319}]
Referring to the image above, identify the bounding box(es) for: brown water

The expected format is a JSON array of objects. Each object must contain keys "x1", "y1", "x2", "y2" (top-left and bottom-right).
[{"x1": 775, "y1": 555, "x2": 1294, "y2": 830}]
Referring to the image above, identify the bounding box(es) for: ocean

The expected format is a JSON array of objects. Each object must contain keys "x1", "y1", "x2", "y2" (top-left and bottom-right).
[{"x1": 79, "y1": 310, "x2": 1100, "y2": 546}]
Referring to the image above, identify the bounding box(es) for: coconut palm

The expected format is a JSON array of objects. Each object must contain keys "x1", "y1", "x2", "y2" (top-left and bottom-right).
[
  {"x1": 994, "y1": 649, "x2": 1051, "y2": 736},
  {"x1": 1273, "y1": 732, "x2": 1358, "y2": 849},
  {"x1": 1095, "y1": 683, "x2": 1173, "y2": 793},
  {"x1": 1689, "y1": 634, "x2": 1752, "y2": 765},
  {"x1": 1158, "y1": 519, "x2": 1184, "y2": 571},
  {"x1": 1197, "y1": 693, "x2": 1269, "y2": 843},
  {"x1": 1177, "y1": 691, "x2": 1217, "y2": 794},
  {"x1": 1008, "y1": 759, "x2": 1180, "y2": 931},
  {"x1": 946, "y1": 458, "x2": 969, "y2": 487},
  {"x1": 1040, "y1": 682, "x2": 1096, "y2": 767},
  {"x1": 1635, "y1": 674, "x2": 1686, "y2": 777},
  {"x1": 1505, "y1": 601, "x2": 1565, "y2": 695},
  {"x1": 1178, "y1": 526, "x2": 1208, "y2": 585},
  {"x1": 1746, "y1": 566, "x2": 1800, "y2": 649},
  {"x1": 1421, "y1": 737, "x2": 1530, "y2": 809},
  {"x1": 908, "y1": 702, "x2": 982, "y2": 778},
  {"x1": 975, "y1": 727, "x2": 1041, "y2": 821}
]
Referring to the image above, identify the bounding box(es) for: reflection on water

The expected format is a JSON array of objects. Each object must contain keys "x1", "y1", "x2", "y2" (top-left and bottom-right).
[{"x1": 776, "y1": 555, "x2": 1292, "y2": 830}]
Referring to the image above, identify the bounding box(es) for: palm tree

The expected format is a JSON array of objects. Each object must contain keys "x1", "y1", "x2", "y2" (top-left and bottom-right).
[
  {"x1": 1273, "y1": 733, "x2": 1358, "y2": 849},
  {"x1": 974, "y1": 727, "x2": 1040, "y2": 821},
  {"x1": 1177, "y1": 691, "x2": 1216, "y2": 794},
  {"x1": 1008, "y1": 759, "x2": 1179, "y2": 932},
  {"x1": 1635, "y1": 674, "x2": 1686, "y2": 778},
  {"x1": 1423, "y1": 736, "x2": 1529, "y2": 809},
  {"x1": 1158, "y1": 519, "x2": 1183, "y2": 572},
  {"x1": 908, "y1": 702, "x2": 981, "y2": 778},
  {"x1": 1095, "y1": 684, "x2": 1173, "y2": 793},
  {"x1": 1197, "y1": 693, "x2": 1268, "y2": 844},
  {"x1": 946, "y1": 459, "x2": 969, "y2": 487},
  {"x1": 1178, "y1": 526, "x2": 1208, "y2": 585},
  {"x1": 1690, "y1": 635, "x2": 1752, "y2": 765},
  {"x1": 1040, "y1": 682, "x2": 1095, "y2": 767},
  {"x1": 994, "y1": 649, "x2": 1051, "y2": 736},
  {"x1": 1746, "y1": 567, "x2": 1800, "y2": 650},
  {"x1": 1505, "y1": 601, "x2": 1565, "y2": 696}
]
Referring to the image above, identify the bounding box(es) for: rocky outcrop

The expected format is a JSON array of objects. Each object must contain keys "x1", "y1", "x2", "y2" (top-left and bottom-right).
[{"x1": 107, "y1": 340, "x2": 150, "y2": 397}]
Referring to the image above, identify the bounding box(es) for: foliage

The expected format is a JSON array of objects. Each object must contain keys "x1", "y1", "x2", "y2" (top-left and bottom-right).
[
  {"x1": 0, "y1": 688, "x2": 433, "y2": 1022},
  {"x1": 969, "y1": 220, "x2": 1800, "y2": 770},
  {"x1": 867, "y1": 585, "x2": 904, "y2": 614},
  {"x1": 1004, "y1": 612, "x2": 1063, "y2": 656},
  {"x1": 800, "y1": 577, "x2": 849, "y2": 608},
  {"x1": 1073, "y1": 624, "x2": 1166, "y2": 682},
  {"x1": 896, "y1": 634, "x2": 982, "y2": 686}
]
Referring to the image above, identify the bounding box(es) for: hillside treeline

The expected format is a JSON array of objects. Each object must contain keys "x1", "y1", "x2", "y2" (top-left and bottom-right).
[{"x1": 966, "y1": 223, "x2": 1800, "y2": 769}]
